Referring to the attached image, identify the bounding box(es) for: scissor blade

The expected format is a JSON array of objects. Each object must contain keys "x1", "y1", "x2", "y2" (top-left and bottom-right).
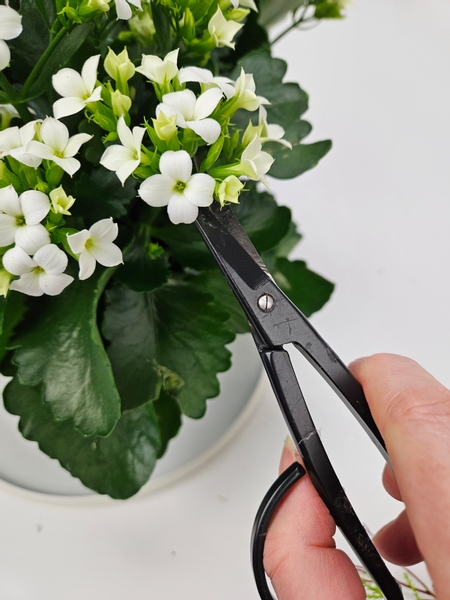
[
  {"x1": 196, "y1": 202, "x2": 388, "y2": 461},
  {"x1": 196, "y1": 203, "x2": 272, "y2": 290}
]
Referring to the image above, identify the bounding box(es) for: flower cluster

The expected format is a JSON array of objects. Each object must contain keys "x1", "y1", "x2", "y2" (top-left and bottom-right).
[
  {"x1": 98, "y1": 49, "x2": 290, "y2": 223},
  {"x1": 0, "y1": 0, "x2": 290, "y2": 299}
]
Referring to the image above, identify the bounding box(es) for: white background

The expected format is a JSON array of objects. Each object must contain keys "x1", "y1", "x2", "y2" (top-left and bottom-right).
[{"x1": 0, "y1": 1, "x2": 449, "y2": 597}]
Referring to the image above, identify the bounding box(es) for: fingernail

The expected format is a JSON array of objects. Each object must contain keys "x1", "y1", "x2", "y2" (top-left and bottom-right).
[{"x1": 283, "y1": 435, "x2": 297, "y2": 458}]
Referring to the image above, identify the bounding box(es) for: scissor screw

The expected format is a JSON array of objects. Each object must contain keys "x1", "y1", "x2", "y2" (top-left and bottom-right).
[{"x1": 257, "y1": 293, "x2": 275, "y2": 312}]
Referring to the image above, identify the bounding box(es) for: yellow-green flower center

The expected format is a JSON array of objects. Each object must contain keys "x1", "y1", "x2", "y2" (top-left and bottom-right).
[
  {"x1": 174, "y1": 180, "x2": 186, "y2": 192},
  {"x1": 16, "y1": 216, "x2": 25, "y2": 226}
]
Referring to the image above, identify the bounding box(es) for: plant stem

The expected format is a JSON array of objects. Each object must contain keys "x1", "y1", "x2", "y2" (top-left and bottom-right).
[
  {"x1": 21, "y1": 22, "x2": 73, "y2": 100},
  {"x1": 270, "y1": 5, "x2": 312, "y2": 45},
  {"x1": 0, "y1": 72, "x2": 32, "y2": 123}
]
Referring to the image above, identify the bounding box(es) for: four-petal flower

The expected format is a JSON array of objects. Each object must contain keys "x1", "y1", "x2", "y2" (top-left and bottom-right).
[
  {"x1": 156, "y1": 88, "x2": 222, "y2": 144},
  {"x1": 136, "y1": 49, "x2": 179, "y2": 85},
  {"x1": 0, "y1": 120, "x2": 42, "y2": 167},
  {"x1": 52, "y1": 55, "x2": 103, "y2": 119},
  {"x1": 138, "y1": 150, "x2": 215, "y2": 224},
  {"x1": 26, "y1": 117, "x2": 92, "y2": 176},
  {"x1": 207, "y1": 7, "x2": 243, "y2": 50},
  {"x1": 100, "y1": 116, "x2": 146, "y2": 184},
  {"x1": 67, "y1": 218, "x2": 123, "y2": 280},
  {"x1": 3, "y1": 244, "x2": 73, "y2": 297},
  {"x1": 0, "y1": 185, "x2": 50, "y2": 254}
]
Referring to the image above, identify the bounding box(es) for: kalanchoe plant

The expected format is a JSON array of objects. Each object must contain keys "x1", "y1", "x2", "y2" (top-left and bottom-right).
[{"x1": 0, "y1": 0, "x2": 346, "y2": 499}]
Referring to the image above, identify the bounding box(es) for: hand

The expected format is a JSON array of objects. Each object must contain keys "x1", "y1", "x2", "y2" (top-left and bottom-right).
[{"x1": 263, "y1": 354, "x2": 450, "y2": 599}]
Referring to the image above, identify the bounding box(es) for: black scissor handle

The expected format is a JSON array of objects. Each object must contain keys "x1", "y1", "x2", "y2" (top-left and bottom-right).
[{"x1": 251, "y1": 462, "x2": 307, "y2": 600}]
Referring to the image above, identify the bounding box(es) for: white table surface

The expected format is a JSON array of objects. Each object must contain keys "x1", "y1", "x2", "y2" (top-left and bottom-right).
[{"x1": 1, "y1": 1, "x2": 448, "y2": 597}]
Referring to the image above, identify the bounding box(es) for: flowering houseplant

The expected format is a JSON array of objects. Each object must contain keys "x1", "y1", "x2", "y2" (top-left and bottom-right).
[{"x1": 0, "y1": 0, "x2": 344, "y2": 499}]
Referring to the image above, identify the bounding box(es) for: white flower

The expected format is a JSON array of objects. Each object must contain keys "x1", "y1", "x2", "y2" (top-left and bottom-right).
[
  {"x1": 114, "y1": 0, "x2": 142, "y2": 20},
  {"x1": 52, "y1": 55, "x2": 102, "y2": 119},
  {"x1": 136, "y1": 49, "x2": 179, "y2": 85},
  {"x1": 242, "y1": 106, "x2": 292, "y2": 149},
  {"x1": 138, "y1": 150, "x2": 215, "y2": 225},
  {"x1": 67, "y1": 218, "x2": 123, "y2": 280},
  {"x1": 240, "y1": 135, "x2": 274, "y2": 186},
  {"x1": 208, "y1": 7, "x2": 243, "y2": 50},
  {"x1": 26, "y1": 117, "x2": 92, "y2": 177},
  {"x1": 0, "y1": 120, "x2": 42, "y2": 167},
  {"x1": 3, "y1": 244, "x2": 73, "y2": 297},
  {"x1": 233, "y1": 68, "x2": 269, "y2": 112},
  {"x1": 0, "y1": 104, "x2": 19, "y2": 129},
  {"x1": 178, "y1": 66, "x2": 235, "y2": 100},
  {"x1": 156, "y1": 88, "x2": 222, "y2": 145},
  {"x1": 231, "y1": 0, "x2": 258, "y2": 10},
  {"x1": 0, "y1": 185, "x2": 50, "y2": 254},
  {"x1": 258, "y1": 105, "x2": 292, "y2": 147},
  {"x1": 0, "y1": 6, "x2": 22, "y2": 71},
  {"x1": 99, "y1": 116, "x2": 145, "y2": 185}
]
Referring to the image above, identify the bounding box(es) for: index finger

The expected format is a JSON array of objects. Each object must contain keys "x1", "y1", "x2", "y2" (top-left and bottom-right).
[{"x1": 350, "y1": 353, "x2": 450, "y2": 598}]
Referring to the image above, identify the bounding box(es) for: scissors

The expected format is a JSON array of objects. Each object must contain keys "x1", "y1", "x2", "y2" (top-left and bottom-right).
[{"x1": 195, "y1": 202, "x2": 404, "y2": 600}]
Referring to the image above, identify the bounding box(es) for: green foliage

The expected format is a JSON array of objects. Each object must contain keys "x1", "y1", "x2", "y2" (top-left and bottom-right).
[
  {"x1": 71, "y1": 168, "x2": 137, "y2": 222},
  {"x1": 0, "y1": 292, "x2": 27, "y2": 366},
  {"x1": 269, "y1": 140, "x2": 332, "y2": 179},
  {"x1": 4, "y1": 377, "x2": 162, "y2": 499},
  {"x1": 11, "y1": 268, "x2": 121, "y2": 436},
  {"x1": 0, "y1": 0, "x2": 339, "y2": 499}
]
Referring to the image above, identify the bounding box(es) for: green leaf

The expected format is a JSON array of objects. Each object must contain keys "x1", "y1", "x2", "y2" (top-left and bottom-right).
[
  {"x1": 9, "y1": 0, "x2": 49, "y2": 83},
  {"x1": 27, "y1": 23, "x2": 94, "y2": 100},
  {"x1": 4, "y1": 378, "x2": 161, "y2": 499},
  {"x1": 0, "y1": 296, "x2": 5, "y2": 335},
  {"x1": 0, "y1": 292, "x2": 27, "y2": 368},
  {"x1": 151, "y1": 2, "x2": 172, "y2": 54},
  {"x1": 153, "y1": 389, "x2": 182, "y2": 458},
  {"x1": 154, "y1": 223, "x2": 216, "y2": 270},
  {"x1": 11, "y1": 268, "x2": 121, "y2": 436},
  {"x1": 284, "y1": 120, "x2": 313, "y2": 145},
  {"x1": 71, "y1": 168, "x2": 137, "y2": 222},
  {"x1": 271, "y1": 221, "x2": 302, "y2": 259},
  {"x1": 153, "y1": 283, "x2": 235, "y2": 417},
  {"x1": 269, "y1": 140, "x2": 332, "y2": 179},
  {"x1": 103, "y1": 282, "x2": 235, "y2": 418},
  {"x1": 271, "y1": 257, "x2": 334, "y2": 317},
  {"x1": 115, "y1": 242, "x2": 170, "y2": 293},
  {"x1": 34, "y1": 0, "x2": 56, "y2": 28},
  {"x1": 232, "y1": 185, "x2": 291, "y2": 253},
  {"x1": 103, "y1": 284, "x2": 164, "y2": 411},
  {"x1": 191, "y1": 269, "x2": 249, "y2": 334}
]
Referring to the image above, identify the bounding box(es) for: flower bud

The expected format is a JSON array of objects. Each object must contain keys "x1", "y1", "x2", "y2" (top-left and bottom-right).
[
  {"x1": 0, "y1": 268, "x2": 11, "y2": 297},
  {"x1": 49, "y1": 186, "x2": 76, "y2": 216},
  {"x1": 104, "y1": 48, "x2": 136, "y2": 88},
  {"x1": 111, "y1": 89, "x2": 132, "y2": 118},
  {"x1": 152, "y1": 111, "x2": 177, "y2": 141},
  {"x1": 79, "y1": 0, "x2": 111, "y2": 16},
  {"x1": 227, "y1": 8, "x2": 250, "y2": 22},
  {"x1": 216, "y1": 176, "x2": 244, "y2": 206},
  {"x1": 242, "y1": 120, "x2": 260, "y2": 147}
]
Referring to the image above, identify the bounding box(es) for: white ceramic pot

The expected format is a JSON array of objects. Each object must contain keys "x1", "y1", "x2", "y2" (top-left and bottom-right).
[{"x1": 0, "y1": 333, "x2": 262, "y2": 501}]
